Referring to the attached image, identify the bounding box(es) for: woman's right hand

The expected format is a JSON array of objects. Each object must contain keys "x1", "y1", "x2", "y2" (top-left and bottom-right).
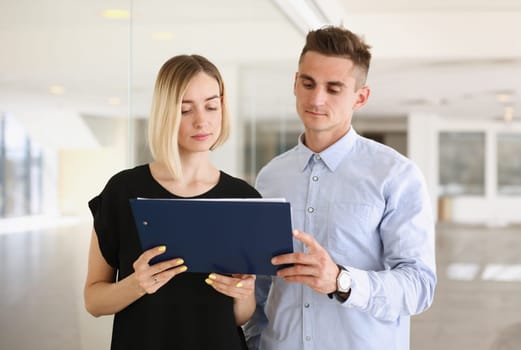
[{"x1": 132, "y1": 246, "x2": 187, "y2": 294}]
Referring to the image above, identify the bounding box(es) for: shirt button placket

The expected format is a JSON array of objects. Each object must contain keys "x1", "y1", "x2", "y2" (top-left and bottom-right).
[{"x1": 303, "y1": 156, "x2": 320, "y2": 350}]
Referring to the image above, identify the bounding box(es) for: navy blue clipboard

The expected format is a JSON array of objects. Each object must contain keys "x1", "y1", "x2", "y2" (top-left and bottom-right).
[{"x1": 129, "y1": 198, "x2": 294, "y2": 275}]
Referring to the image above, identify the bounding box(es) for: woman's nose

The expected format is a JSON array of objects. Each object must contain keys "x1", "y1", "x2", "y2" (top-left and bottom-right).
[{"x1": 192, "y1": 109, "x2": 208, "y2": 128}]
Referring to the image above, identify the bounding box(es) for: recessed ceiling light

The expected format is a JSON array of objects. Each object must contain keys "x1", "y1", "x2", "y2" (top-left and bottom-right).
[
  {"x1": 503, "y1": 106, "x2": 513, "y2": 122},
  {"x1": 49, "y1": 85, "x2": 65, "y2": 95},
  {"x1": 497, "y1": 93, "x2": 512, "y2": 103},
  {"x1": 108, "y1": 97, "x2": 121, "y2": 105},
  {"x1": 101, "y1": 9, "x2": 130, "y2": 19},
  {"x1": 152, "y1": 32, "x2": 175, "y2": 41}
]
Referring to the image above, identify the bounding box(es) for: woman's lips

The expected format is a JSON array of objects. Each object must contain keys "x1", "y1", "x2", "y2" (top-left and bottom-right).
[{"x1": 191, "y1": 133, "x2": 211, "y2": 141}]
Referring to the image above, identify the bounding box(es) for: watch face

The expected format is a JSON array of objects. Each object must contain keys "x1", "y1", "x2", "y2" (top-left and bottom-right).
[{"x1": 338, "y1": 270, "x2": 352, "y2": 292}]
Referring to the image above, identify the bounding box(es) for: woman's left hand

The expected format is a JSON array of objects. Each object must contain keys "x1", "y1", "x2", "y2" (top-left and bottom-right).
[{"x1": 205, "y1": 273, "x2": 256, "y2": 299}]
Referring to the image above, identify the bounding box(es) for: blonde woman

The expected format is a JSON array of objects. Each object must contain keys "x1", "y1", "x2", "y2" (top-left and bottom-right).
[{"x1": 85, "y1": 54, "x2": 258, "y2": 350}]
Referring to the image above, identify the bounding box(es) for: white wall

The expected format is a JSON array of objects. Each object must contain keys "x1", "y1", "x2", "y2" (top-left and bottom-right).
[
  {"x1": 408, "y1": 114, "x2": 521, "y2": 225},
  {"x1": 408, "y1": 113, "x2": 439, "y2": 221}
]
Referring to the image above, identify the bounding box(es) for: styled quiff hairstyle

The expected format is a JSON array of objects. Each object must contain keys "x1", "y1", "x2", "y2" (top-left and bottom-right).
[
  {"x1": 148, "y1": 54, "x2": 230, "y2": 180},
  {"x1": 299, "y1": 26, "x2": 372, "y2": 88}
]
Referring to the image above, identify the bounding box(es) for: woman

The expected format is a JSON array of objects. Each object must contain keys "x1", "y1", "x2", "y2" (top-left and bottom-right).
[{"x1": 84, "y1": 54, "x2": 259, "y2": 349}]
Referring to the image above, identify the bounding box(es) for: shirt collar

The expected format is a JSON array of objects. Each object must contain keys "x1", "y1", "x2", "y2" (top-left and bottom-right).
[{"x1": 296, "y1": 127, "x2": 358, "y2": 172}]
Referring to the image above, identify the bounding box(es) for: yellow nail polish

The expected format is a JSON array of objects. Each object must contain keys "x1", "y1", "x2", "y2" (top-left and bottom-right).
[
  {"x1": 209, "y1": 274, "x2": 217, "y2": 280},
  {"x1": 205, "y1": 278, "x2": 213, "y2": 285},
  {"x1": 236, "y1": 282, "x2": 243, "y2": 288},
  {"x1": 180, "y1": 266, "x2": 188, "y2": 272},
  {"x1": 158, "y1": 245, "x2": 166, "y2": 252},
  {"x1": 176, "y1": 259, "x2": 184, "y2": 265}
]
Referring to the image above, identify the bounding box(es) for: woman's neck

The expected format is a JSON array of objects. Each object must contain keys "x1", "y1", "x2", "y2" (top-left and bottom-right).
[{"x1": 150, "y1": 152, "x2": 220, "y2": 197}]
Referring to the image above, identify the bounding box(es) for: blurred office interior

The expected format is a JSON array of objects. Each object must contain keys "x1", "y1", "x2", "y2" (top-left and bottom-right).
[{"x1": 1, "y1": 0, "x2": 521, "y2": 349}]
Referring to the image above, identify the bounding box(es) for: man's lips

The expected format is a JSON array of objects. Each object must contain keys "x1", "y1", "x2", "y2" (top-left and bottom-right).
[{"x1": 305, "y1": 110, "x2": 327, "y2": 117}]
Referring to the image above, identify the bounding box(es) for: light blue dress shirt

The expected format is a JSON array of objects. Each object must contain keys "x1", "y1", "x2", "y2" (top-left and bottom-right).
[{"x1": 244, "y1": 128, "x2": 436, "y2": 350}]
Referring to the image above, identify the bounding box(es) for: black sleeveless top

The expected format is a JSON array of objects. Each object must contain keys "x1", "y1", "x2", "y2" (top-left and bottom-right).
[{"x1": 88, "y1": 165, "x2": 261, "y2": 350}]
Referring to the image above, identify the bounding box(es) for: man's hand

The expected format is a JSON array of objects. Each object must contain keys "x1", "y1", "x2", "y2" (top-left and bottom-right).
[{"x1": 271, "y1": 229, "x2": 339, "y2": 295}]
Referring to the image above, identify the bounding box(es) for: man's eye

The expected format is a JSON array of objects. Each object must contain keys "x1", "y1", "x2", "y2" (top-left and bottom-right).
[
  {"x1": 328, "y1": 88, "x2": 340, "y2": 94},
  {"x1": 303, "y1": 83, "x2": 314, "y2": 89},
  {"x1": 206, "y1": 106, "x2": 218, "y2": 111}
]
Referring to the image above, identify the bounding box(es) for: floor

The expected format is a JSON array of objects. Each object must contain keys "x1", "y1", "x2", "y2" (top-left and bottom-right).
[{"x1": 1, "y1": 219, "x2": 520, "y2": 350}]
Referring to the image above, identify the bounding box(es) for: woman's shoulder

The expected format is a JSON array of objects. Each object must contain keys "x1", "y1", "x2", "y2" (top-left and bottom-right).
[
  {"x1": 218, "y1": 171, "x2": 261, "y2": 198},
  {"x1": 103, "y1": 164, "x2": 150, "y2": 192}
]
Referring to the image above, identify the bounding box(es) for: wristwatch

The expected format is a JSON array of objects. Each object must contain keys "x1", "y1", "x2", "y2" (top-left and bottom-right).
[
  {"x1": 337, "y1": 265, "x2": 352, "y2": 294},
  {"x1": 328, "y1": 264, "x2": 352, "y2": 302}
]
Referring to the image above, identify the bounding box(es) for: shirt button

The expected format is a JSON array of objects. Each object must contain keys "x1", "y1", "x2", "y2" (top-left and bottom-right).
[
  {"x1": 304, "y1": 303, "x2": 310, "y2": 308},
  {"x1": 314, "y1": 154, "x2": 321, "y2": 161},
  {"x1": 305, "y1": 336, "x2": 311, "y2": 341},
  {"x1": 307, "y1": 207, "x2": 314, "y2": 213},
  {"x1": 312, "y1": 176, "x2": 318, "y2": 182}
]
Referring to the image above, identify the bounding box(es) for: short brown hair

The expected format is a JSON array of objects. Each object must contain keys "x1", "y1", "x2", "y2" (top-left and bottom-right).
[
  {"x1": 148, "y1": 54, "x2": 230, "y2": 180},
  {"x1": 299, "y1": 26, "x2": 372, "y2": 87}
]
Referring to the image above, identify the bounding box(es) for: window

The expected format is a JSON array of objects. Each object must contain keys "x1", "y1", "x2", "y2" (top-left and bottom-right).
[
  {"x1": 497, "y1": 133, "x2": 521, "y2": 195},
  {"x1": 243, "y1": 120, "x2": 302, "y2": 184},
  {"x1": 0, "y1": 113, "x2": 43, "y2": 217},
  {"x1": 439, "y1": 132, "x2": 485, "y2": 196}
]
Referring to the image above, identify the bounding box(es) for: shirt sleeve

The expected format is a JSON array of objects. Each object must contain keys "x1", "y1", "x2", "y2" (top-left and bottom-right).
[
  {"x1": 343, "y1": 162, "x2": 437, "y2": 321},
  {"x1": 88, "y1": 175, "x2": 122, "y2": 269},
  {"x1": 243, "y1": 275, "x2": 272, "y2": 349}
]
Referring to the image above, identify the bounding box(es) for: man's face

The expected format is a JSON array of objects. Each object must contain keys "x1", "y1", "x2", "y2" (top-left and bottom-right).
[{"x1": 294, "y1": 51, "x2": 369, "y2": 147}]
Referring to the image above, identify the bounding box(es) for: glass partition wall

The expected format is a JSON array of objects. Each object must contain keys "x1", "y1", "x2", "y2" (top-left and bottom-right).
[
  {"x1": 0, "y1": 1, "x2": 133, "y2": 220},
  {"x1": 0, "y1": 0, "x2": 301, "y2": 220}
]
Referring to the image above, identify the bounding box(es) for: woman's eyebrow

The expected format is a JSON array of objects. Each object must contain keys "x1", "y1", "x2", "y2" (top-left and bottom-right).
[{"x1": 182, "y1": 94, "x2": 220, "y2": 103}]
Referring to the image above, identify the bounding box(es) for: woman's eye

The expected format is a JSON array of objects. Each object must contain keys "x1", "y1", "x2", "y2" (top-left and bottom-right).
[{"x1": 181, "y1": 109, "x2": 191, "y2": 115}]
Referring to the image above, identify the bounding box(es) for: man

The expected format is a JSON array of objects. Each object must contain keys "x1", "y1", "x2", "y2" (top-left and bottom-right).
[{"x1": 244, "y1": 26, "x2": 436, "y2": 350}]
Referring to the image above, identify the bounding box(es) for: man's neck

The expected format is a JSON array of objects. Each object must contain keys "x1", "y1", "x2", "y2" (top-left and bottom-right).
[{"x1": 303, "y1": 127, "x2": 350, "y2": 153}]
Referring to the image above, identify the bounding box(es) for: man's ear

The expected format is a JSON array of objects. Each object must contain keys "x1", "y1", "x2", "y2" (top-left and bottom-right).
[
  {"x1": 293, "y1": 72, "x2": 298, "y2": 96},
  {"x1": 353, "y1": 86, "x2": 370, "y2": 111}
]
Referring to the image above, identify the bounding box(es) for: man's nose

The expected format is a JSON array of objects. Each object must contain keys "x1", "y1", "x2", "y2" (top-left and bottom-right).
[{"x1": 308, "y1": 87, "x2": 326, "y2": 106}]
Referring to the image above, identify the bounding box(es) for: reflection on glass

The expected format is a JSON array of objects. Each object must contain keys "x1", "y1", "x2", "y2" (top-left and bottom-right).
[
  {"x1": 243, "y1": 120, "x2": 302, "y2": 184},
  {"x1": 0, "y1": 113, "x2": 43, "y2": 218},
  {"x1": 0, "y1": 1, "x2": 132, "y2": 219},
  {"x1": 497, "y1": 133, "x2": 521, "y2": 195},
  {"x1": 439, "y1": 132, "x2": 485, "y2": 196}
]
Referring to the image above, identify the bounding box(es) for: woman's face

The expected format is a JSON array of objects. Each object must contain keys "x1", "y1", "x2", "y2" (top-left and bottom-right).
[{"x1": 178, "y1": 72, "x2": 222, "y2": 154}]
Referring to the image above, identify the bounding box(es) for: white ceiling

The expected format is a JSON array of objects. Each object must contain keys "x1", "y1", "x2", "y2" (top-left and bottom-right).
[{"x1": 0, "y1": 0, "x2": 520, "y2": 149}]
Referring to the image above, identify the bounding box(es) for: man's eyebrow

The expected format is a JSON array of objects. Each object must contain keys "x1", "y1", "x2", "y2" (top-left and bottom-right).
[
  {"x1": 327, "y1": 81, "x2": 346, "y2": 88},
  {"x1": 299, "y1": 74, "x2": 315, "y2": 82},
  {"x1": 182, "y1": 95, "x2": 220, "y2": 103},
  {"x1": 299, "y1": 74, "x2": 346, "y2": 88}
]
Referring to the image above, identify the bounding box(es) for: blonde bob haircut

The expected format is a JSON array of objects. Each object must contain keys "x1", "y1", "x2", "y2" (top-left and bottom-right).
[{"x1": 148, "y1": 54, "x2": 230, "y2": 180}]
